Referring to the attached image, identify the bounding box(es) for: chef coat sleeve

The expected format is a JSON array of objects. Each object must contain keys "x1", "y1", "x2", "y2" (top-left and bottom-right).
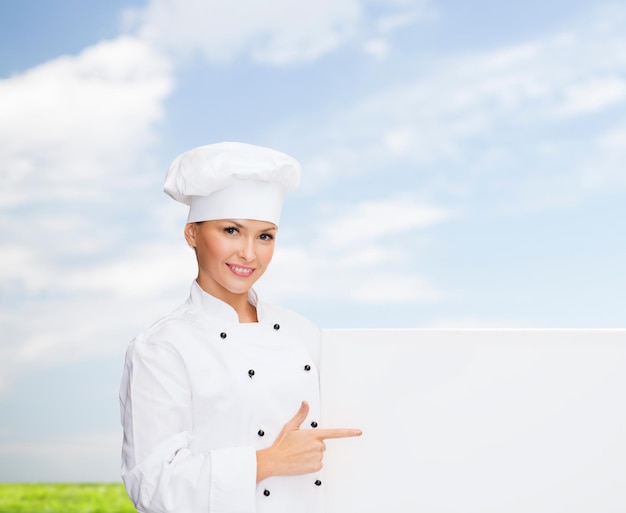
[{"x1": 120, "y1": 336, "x2": 257, "y2": 513}]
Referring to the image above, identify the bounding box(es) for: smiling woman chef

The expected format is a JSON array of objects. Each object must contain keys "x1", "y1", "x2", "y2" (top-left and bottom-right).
[{"x1": 119, "y1": 142, "x2": 361, "y2": 513}]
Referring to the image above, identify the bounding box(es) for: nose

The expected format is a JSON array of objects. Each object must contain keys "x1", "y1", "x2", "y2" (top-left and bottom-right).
[{"x1": 237, "y1": 236, "x2": 256, "y2": 262}]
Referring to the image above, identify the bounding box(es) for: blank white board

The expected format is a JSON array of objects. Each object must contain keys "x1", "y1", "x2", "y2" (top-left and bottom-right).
[{"x1": 320, "y1": 329, "x2": 626, "y2": 513}]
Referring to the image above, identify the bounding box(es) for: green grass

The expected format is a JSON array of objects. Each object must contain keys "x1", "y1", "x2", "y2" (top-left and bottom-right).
[{"x1": 0, "y1": 483, "x2": 136, "y2": 513}]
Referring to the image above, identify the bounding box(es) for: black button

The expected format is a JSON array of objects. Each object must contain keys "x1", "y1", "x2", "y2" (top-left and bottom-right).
[
  {"x1": 311, "y1": 421, "x2": 318, "y2": 428},
  {"x1": 263, "y1": 489, "x2": 270, "y2": 497},
  {"x1": 273, "y1": 323, "x2": 280, "y2": 330},
  {"x1": 220, "y1": 332, "x2": 227, "y2": 339},
  {"x1": 315, "y1": 480, "x2": 322, "y2": 486},
  {"x1": 258, "y1": 429, "x2": 265, "y2": 437},
  {"x1": 248, "y1": 369, "x2": 255, "y2": 378},
  {"x1": 304, "y1": 364, "x2": 311, "y2": 371}
]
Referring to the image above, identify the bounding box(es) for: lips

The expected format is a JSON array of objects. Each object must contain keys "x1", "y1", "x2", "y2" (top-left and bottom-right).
[{"x1": 227, "y1": 264, "x2": 255, "y2": 277}]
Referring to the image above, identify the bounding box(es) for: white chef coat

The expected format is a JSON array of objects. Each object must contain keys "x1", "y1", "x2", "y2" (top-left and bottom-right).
[{"x1": 120, "y1": 281, "x2": 324, "y2": 513}]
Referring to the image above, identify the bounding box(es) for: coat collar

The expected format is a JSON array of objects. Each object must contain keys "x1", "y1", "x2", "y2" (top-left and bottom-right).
[{"x1": 190, "y1": 280, "x2": 266, "y2": 323}]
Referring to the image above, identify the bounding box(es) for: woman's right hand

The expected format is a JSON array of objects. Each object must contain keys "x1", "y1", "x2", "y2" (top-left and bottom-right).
[{"x1": 256, "y1": 400, "x2": 362, "y2": 482}]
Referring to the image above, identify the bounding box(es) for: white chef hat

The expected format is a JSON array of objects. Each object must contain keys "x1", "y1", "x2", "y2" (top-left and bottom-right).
[{"x1": 164, "y1": 142, "x2": 301, "y2": 225}]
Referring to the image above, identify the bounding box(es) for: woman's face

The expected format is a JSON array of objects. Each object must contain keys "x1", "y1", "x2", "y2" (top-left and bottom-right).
[{"x1": 184, "y1": 219, "x2": 277, "y2": 301}]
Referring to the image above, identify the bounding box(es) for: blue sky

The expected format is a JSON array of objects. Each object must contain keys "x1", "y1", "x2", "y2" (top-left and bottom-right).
[{"x1": 1, "y1": 0, "x2": 625, "y2": 481}]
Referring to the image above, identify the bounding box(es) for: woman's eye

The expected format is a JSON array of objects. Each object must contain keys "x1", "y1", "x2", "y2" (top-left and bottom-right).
[
  {"x1": 259, "y1": 233, "x2": 274, "y2": 241},
  {"x1": 224, "y1": 227, "x2": 238, "y2": 235}
]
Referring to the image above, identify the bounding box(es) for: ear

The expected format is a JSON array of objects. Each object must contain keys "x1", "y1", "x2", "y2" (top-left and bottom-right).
[{"x1": 184, "y1": 223, "x2": 197, "y2": 248}]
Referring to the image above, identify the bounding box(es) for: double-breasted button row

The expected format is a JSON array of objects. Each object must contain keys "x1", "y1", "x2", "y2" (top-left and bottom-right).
[
  {"x1": 218, "y1": 321, "x2": 280, "y2": 340},
  {"x1": 247, "y1": 365, "x2": 311, "y2": 378},
  {"x1": 262, "y1": 480, "x2": 322, "y2": 498}
]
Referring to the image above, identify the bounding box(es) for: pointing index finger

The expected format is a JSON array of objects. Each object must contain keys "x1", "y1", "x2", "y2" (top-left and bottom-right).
[{"x1": 314, "y1": 428, "x2": 363, "y2": 440}]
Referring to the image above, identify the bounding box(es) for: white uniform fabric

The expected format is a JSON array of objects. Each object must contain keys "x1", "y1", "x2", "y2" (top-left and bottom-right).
[{"x1": 120, "y1": 281, "x2": 324, "y2": 513}]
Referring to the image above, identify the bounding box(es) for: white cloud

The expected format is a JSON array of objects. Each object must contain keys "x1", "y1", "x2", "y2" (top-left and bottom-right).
[
  {"x1": 8, "y1": 243, "x2": 192, "y2": 299},
  {"x1": 368, "y1": 0, "x2": 437, "y2": 32},
  {"x1": 0, "y1": 35, "x2": 177, "y2": 392},
  {"x1": 260, "y1": 197, "x2": 448, "y2": 305},
  {"x1": 0, "y1": 36, "x2": 172, "y2": 208},
  {"x1": 349, "y1": 273, "x2": 443, "y2": 302},
  {"x1": 555, "y1": 77, "x2": 626, "y2": 118},
  {"x1": 0, "y1": 238, "x2": 197, "y2": 392},
  {"x1": 320, "y1": 198, "x2": 449, "y2": 248},
  {"x1": 134, "y1": 0, "x2": 361, "y2": 65},
  {"x1": 63, "y1": 243, "x2": 195, "y2": 299},
  {"x1": 364, "y1": 38, "x2": 390, "y2": 59},
  {"x1": 383, "y1": 128, "x2": 413, "y2": 153},
  {"x1": 261, "y1": 243, "x2": 444, "y2": 305},
  {"x1": 131, "y1": 0, "x2": 433, "y2": 65},
  {"x1": 377, "y1": 10, "x2": 427, "y2": 33},
  {"x1": 0, "y1": 285, "x2": 193, "y2": 395},
  {"x1": 597, "y1": 126, "x2": 626, "y2": 149}
]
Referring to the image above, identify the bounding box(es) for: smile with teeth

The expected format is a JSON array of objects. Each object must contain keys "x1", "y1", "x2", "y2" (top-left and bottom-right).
[{"x1": 227, "y1": 264, "x2": 254, "y2": 276}]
